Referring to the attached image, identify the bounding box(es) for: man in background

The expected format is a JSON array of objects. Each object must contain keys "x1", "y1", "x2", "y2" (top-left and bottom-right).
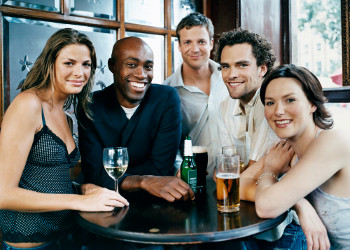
[{"x1": 164, "y1": 12, "x2": 228, "y2": 176}]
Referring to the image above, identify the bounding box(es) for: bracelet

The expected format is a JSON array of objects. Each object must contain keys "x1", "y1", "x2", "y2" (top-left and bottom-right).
[{"x1": 255, "y1": 172, "x2": 279, "y2": 185}]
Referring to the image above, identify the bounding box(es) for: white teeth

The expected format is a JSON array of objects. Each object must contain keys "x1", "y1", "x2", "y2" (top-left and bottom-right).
[
  {"x1": 229, "y1": 82, "x2": 241, "y2": 86},
  {"x1": 276, "y1": 120, "x2": 290, "y2": 125},
  {"x1": 130, "y1": 82, "x2": 145, "y2": 88}
]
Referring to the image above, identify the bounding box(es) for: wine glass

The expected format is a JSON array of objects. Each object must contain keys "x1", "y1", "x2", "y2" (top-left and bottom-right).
[{"x1": 103, "y1": 147, "x2": 129, "y2": 193}]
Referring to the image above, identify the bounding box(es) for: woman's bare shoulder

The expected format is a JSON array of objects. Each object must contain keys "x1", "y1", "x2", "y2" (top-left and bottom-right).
[
  {"x1": 9, "y1": 91, "x2": 44, "y2": 114},
  {"x1": 319, "y1": 129, "x2": 350, "y2": 142},
  {"x1": 2, "y1": 91, "x2": 43, "y2": 129},
  {"x1": 13, "y1": 91, "x2": 42, "y2": 106},
  {"x1": 316, "y1": 129, "x2": 350, "y2": 155}
]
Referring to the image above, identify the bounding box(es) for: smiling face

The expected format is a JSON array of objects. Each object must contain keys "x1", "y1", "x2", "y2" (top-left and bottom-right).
[
  {"x1": 220, "y1": 43, "x2": 267, "y2": 104},
  {"x1": 109, "y1": 37, "x2": 154, "y2": 108},
  {"x1": 178, "y1": 25, "x2": 213, "y2": 70},
  {"x1": 54, "y1": 44, "x2": 91, "y2": 98},
  {"x1": 264, "y1": 77, "x2": 317, "y2": 140}
]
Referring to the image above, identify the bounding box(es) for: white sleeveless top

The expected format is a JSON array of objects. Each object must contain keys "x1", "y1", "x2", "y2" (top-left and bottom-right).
[
  {"x1": 308, "y1": 129, "x2": 350, "y2": 249},
  {"x1": 309, "y1": 187, "x2": 350, "y2": 249}
]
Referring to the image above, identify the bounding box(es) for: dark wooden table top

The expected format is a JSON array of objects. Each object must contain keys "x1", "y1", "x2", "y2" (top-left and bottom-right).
[{"x1": 76, "y1": 178, "x2": 286, "y2": 245}]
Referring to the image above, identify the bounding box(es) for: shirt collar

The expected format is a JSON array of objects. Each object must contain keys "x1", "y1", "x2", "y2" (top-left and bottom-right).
[
  {"x1": 172, "y1": 59, "x2": 219, "y2": 89},
  {"x1": 232, "y1": 88, "x2": 261, "y2": 116}
]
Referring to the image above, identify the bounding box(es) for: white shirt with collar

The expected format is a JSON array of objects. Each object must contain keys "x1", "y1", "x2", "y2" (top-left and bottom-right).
[
  {"x1": 217, "y1": 88, "x2": 278, "y2": 163},
  {"x1": 164, "y1": 59, "x2": 229, "y2": 175}
]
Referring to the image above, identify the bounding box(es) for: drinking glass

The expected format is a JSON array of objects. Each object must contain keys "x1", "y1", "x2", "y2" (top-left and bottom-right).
[
  {"x1": 216, "y1": 154, "x2": 240, "y2": 213},
  {"x1": 222, "y1": 145, "x2": 247, "y2": 173},
  {"x1": 192, "y1": 146, "x2": 208, "y2": 194},
  {"x1": 103, "y1": 147, "x2": 129, "y2": 193}
]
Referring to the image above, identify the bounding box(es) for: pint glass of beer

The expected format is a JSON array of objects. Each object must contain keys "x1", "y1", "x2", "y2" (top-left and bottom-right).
[
  {"x1": 192, "y1": 146, "x2": 208, "y2": 194},
  {"x1": 216, "y1": 154, "x2": 240, "y2": 213}
]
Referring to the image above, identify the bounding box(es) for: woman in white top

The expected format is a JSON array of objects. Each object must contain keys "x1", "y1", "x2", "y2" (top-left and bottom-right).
[{"x1": 255, "y1": 64, "x2": 350, "y2": 249}]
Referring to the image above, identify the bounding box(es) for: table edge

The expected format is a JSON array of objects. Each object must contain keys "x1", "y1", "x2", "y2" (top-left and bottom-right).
[{"x1": 76, "y1": 212, "x2": 287, "y2": 244}]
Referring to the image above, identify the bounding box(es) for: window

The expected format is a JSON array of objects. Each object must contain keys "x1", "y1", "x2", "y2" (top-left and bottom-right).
[
  {"x1": 0, "y1": 0, "x2": 201, "y2": 118},
  {"x1": 317, "y1": 43, "x2": 321, "y2": 51},
  {"x1": 291, "y1": 0, "x2": 350, "y2": 132},
  {"x1": 317, "y1": 61, "x2": 322, "y2": 74},
  {"x1": 291, "y1": 0, "x2": 342, "y2": 88}
]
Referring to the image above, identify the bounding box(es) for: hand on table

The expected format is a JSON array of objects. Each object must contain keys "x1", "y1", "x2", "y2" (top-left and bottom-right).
[
  {"x1": 80, "y1": 206, "x2": 129, "y2": 227},
  {"x1": 141, "y1": 176, "x2": 195, "y2": 202},
  {"x1": 79, "y1": 184, "x2": 129, "y2": 212}
]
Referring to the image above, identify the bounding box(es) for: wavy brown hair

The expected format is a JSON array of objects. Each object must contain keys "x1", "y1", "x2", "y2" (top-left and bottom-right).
[
  {"x1": 21, "y1": 28, "x2": 96, "y2": 119},
  {"x1": 260, "y1": 64, "x2": 333, "y2": 129}
]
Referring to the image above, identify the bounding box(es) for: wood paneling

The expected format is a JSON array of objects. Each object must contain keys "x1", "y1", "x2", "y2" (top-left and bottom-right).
[
  {"x1": 341, "y1": 0, "x2": 350, "y2": 86},
  {"x1": 207, "y1": 0, "x2": 239, "y2": 43},
  {"x1": 240, "y1": 0, "x2": 283, "y2": 65}
]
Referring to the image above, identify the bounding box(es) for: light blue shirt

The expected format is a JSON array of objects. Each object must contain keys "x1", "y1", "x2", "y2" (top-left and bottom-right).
[{"x1": 164, "y1": 59, "x2": 229, "y2": 175}]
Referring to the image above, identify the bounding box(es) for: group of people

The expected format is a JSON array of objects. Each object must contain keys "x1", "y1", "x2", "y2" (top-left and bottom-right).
[{"x1": 0, "y1": 11, "x2": 349, "y2": 250}]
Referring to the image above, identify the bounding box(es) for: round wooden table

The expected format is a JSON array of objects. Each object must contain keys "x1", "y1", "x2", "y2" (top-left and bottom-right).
[{"x1": 77, "y1": 178, "x2": 286, "y2": 245}]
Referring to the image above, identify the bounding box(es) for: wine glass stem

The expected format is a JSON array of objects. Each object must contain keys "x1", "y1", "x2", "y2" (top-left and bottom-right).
[{"x1": 115, "y1": 179, "x2": 118, "y2": 193}]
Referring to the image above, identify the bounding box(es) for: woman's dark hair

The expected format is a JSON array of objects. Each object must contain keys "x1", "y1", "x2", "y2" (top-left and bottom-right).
[{"x1": 260, "y1": 64, "x2": 333, "y2": 129}]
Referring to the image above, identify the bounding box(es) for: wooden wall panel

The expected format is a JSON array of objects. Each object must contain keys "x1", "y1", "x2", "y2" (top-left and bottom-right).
[{"x1": 240, "y1": 0, "x2": 283, "y2": 65}]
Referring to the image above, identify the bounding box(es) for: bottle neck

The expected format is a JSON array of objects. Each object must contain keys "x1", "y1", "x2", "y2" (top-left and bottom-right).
[{"x1": 183, "y1": 139, "x2": 193, "y2": 157}]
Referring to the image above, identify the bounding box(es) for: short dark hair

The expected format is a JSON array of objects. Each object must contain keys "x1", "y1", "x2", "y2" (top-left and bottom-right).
[
  {"x1": 260, "y1": 64, "x2": 333, "y2": 130},
  {"x1": 215, "y1": 28, "x2": 276, "y2": 76},
  {"x1": 176, "y1": 12, "x2": 214, "y2": 42}
]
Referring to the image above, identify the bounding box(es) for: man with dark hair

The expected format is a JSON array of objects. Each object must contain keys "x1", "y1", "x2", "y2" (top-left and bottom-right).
[
  {"x1": 164, "y1": 13, "x2": 228, "y2": 176},
  {"x1": 215, "y1": 28, "x2": 329, "y2": 249},
  {"x1": 215, "y1": 28, "x2": 277, "y2": 166}
]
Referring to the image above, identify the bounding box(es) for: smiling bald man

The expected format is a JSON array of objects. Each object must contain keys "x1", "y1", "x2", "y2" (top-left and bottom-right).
[{"x1": 78, "y1": 37, "x2": 194, "y2": 203}]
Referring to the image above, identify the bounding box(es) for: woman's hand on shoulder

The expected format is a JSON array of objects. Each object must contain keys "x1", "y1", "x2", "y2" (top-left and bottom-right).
[
  {"x1": 78, "y1": 186, "x2": 129, "y2": 212},
  {"x1": 263, "y1": 140, "x2": 294, "y2": 176}
]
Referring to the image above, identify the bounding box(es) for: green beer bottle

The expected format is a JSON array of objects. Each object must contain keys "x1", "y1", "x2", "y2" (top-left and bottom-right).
[{"x1": 181, "y1": 136, "x2": 197, "y2": 193}]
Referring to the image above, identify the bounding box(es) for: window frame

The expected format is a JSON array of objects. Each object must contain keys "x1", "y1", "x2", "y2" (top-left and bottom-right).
[
  {"x1": 321, "y1": 0, "x2": 350, "y2": 102},
  {"x1": 0, "y1": 0, "x2": 204, "y2": 118},
  {"x1": 285, "y1": 0, "x2": 350, "y2": 102}
]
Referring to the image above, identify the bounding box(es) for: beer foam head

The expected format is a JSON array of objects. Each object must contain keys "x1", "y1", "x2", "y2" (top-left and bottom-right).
[{"x1": 192, "y1": 146, "x2": 208, "y2": 153}]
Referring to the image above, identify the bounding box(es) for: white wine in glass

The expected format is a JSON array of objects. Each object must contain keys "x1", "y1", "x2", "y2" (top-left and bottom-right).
[{"x1": 103, "y1": 147, "x2": 128, "y2": 193}]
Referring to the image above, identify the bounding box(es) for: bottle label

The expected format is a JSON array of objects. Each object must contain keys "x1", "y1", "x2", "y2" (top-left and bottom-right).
[{"x1": 187, "y1": 169, "x2": 197, "y2": 193}]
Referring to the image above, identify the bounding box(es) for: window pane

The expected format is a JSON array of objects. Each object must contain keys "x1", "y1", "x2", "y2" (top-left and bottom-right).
[
  {"x1": 2, "y1": 0, "x2": 59, "y2": 12},
  {"x1": 3, "y1": 16, "x2": 115, "y2": 109},
  {"x1": 325, "y1": 103, "x2": 350, "y2": 132},
  {"x1": 125, "y1": 32, "x2": 164, "y2": 84},
  {"x1": 171, "y1": 0, "x2": 196, "y2": 29},
  {"x1": 291, "y1": 0, "x2": 342, "y2": 88},
  {"x1": 70, "y1": 0, "x2": 116, "y2": 20},
  {"x1": 125, "y1": 0, "x2": 164, "y2": 28},
  {"x1": 171, "y1": 37, "x2": 182, "y2": 73}
]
